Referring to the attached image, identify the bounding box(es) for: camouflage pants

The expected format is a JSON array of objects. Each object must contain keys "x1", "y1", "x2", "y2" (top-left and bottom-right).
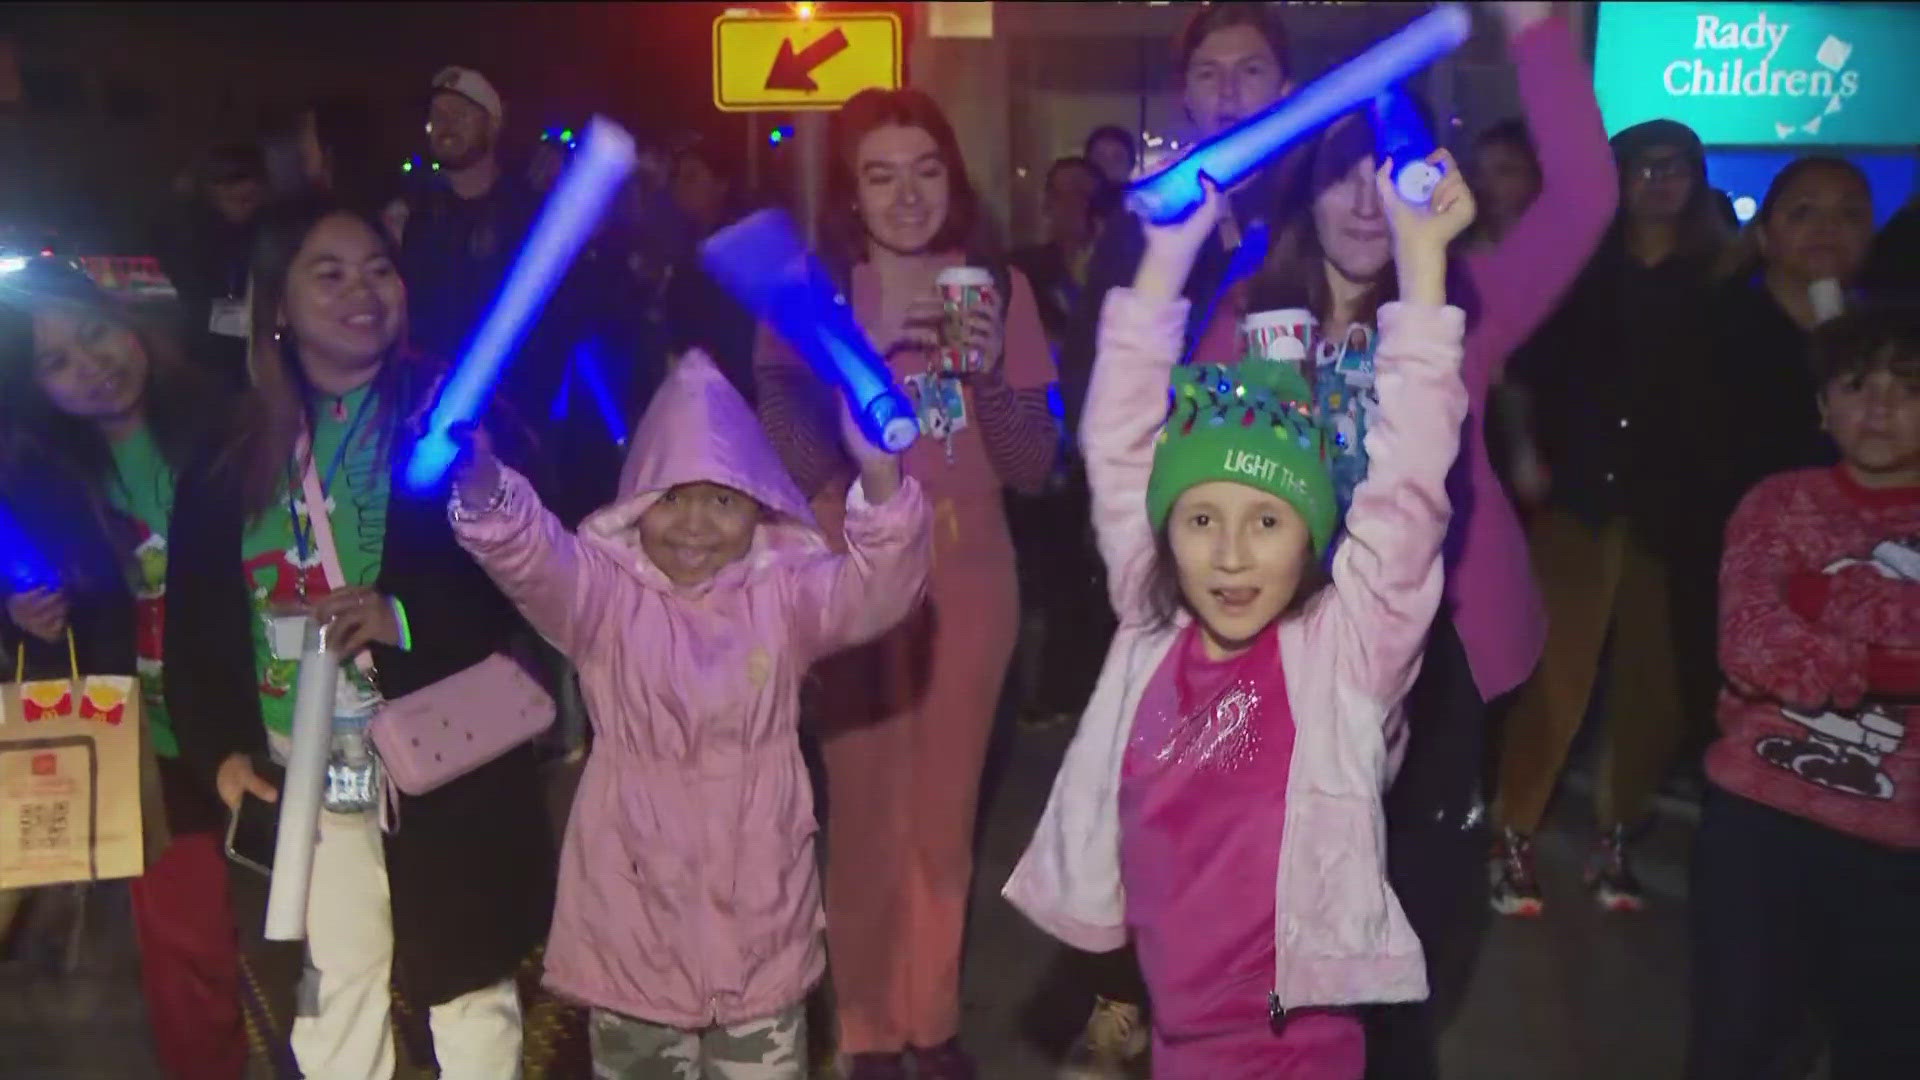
[{"x1": 590, "y1": 1005, "x2": 806, "y2": 1079}]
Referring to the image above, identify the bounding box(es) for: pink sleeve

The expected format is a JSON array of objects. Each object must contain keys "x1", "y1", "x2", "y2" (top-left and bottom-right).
[
  {"x1": 754, "y1": 321, "x2": 852, "y2": 500},
  {"x1": 1460, "y1": 15, "x2": 1619, "y2": 400},
  {"x1": 1082, "y1": 288, "x2": 1189, "y2": 627},
  {"x1": 449, "y1": 466, "x2": 617, "y2": 661},
  {"x1": 1320, "y1": 301, "x2": 1469, "y2": 702},
  {"x1": 784, "y1": 476, "x2": 933, "y2": 663},
  {"x1": 975, "y1": 269, "x2": 1063, "y2": 495},
  {"x1": 1719, "y1": 482, "x2": 1868, "y2": 710}
]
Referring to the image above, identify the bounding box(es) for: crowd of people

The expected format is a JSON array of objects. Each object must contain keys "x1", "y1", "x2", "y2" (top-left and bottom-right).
[{"x1": 2, "y1": 2, "x2": 1917, "y2": 1079}]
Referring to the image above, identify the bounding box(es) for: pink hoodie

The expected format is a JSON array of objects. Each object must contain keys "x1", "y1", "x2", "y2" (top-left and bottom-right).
[
  {"x1": 452, "y1": 352, "x2": 931, "y2": 1028},
  {"x1": 1005, "y1": 290, "x2": 1467, "y2": 1011}
]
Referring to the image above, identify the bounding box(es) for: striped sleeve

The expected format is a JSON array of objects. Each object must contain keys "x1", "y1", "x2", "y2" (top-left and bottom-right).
[
  {"x1": 753, "y1": 321, "x2": 853, "y2": 499},
  {"x1": 975, "y1": 380, "x2": 1059, "y2": 496}
]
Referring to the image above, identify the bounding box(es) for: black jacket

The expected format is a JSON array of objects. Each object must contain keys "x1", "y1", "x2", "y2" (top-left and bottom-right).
[
  {"x1": 1509, "y1": 245, "x2": 1726, "y2": 554},
  {"x1": 1705, "y1": 274, "x2": 1838, "y2": 523},
  {"x1": 162, "y1": 366, "x2": 554, "y2": 1006}
]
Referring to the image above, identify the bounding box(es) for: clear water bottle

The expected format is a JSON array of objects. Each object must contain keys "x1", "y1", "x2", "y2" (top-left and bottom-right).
[{"x1": 323, "y1": 709, "x2": 381, "y2": 813}]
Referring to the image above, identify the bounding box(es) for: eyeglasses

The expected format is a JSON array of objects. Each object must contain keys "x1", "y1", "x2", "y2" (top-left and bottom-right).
[{"x1": 1632, "y1": 157, "x2": 1690, "y2": 181}]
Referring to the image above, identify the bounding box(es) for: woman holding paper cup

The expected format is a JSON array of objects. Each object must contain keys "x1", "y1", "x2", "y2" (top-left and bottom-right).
[
  {"x1": 0, "y1": 259, "x2": 250, "y2": 1080},
  {"x1": 161, "y1": 196, "x2": 555, "y2": 1079},
  {"x1": 753, "y1": 87, "x2": 1058, "y2": 1080}
]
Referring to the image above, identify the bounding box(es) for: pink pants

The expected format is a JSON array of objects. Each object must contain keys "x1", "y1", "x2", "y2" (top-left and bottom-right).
[
  {"x1": 813, "y1": 493, "x2": 1019, "y2": 1053},
  {"x1": 130, "y1": 830, "x2": 249, "y2": 1080}
]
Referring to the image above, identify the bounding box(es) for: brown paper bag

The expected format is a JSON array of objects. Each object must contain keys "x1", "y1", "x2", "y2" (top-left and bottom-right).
[{"x1": 0, "y1": 637, "x2": 149, "y2": 890}]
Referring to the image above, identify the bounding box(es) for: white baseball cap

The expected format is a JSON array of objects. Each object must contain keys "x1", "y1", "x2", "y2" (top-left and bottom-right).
[{"x1": 430, "y1": 66, "x2": 503, "y2": 126}]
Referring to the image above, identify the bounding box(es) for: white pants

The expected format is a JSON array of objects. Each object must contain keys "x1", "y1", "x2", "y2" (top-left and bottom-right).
[{"x1": 294, "y1": 809, "x2": 524, "y2": 1079}]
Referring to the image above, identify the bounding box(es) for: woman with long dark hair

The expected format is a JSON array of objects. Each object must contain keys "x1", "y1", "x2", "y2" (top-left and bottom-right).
[
  {"x1": 161, "y1": 196, "x2": 554, "y2": 1078},
  {"x1": 1189, "y1": 5, "x2": 1616, "y2": 1075},
  {"x1": 0, "y1": 261, "x2": 249, "y2": 1079},
  {"x1": 754, "y1": 88, "x2": 1058, "y2": 1080}
]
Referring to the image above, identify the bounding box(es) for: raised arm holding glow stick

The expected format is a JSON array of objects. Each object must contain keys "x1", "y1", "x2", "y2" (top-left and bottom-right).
[
  {"x1": 1127, "y1": 3, "x2": 1471, "y2": 224},
  {"x1": 702, "y1": 209, "x2": 919, "y2": 453},
  {"x1": 1374, "y1": 84, "x2": 1444, "y2": 205},
  {"x1": 404, "y1": 115, "x2": 638, "y2": 491}
]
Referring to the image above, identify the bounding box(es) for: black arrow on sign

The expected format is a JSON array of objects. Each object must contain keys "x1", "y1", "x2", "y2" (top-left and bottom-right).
[{"x1": 765, "y1": 27, "x2": 850, "y2": 91}]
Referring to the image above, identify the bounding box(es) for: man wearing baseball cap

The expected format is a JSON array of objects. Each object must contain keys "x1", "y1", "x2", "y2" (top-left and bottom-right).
[
  {"x1": 399, "y1": 65, "x2": 528, "y2": 363},
  {"x1": 398, "y1": 65, "x2": 620, "y2": 526}
]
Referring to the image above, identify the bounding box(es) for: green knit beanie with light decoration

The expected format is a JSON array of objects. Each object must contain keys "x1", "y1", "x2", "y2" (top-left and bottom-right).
[{"x1": 1146, "y1": 356, "x2": 1337, "y2": 555}]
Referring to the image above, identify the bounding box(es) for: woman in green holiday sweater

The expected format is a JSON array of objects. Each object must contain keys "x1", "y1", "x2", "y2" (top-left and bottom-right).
[{"x1": 0, "y1": 260, "x2": 249, "y2": 1079}]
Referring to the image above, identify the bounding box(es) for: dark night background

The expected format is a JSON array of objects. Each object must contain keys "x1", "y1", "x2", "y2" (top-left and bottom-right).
[{"x1": 0, "y1": 1, "x2": 914, "y2": 252}]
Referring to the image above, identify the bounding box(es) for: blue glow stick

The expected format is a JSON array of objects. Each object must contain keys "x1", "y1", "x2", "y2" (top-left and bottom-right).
[
  {"x1": 0, "y1": 497, "x2": 59, "y2": 593},
  {"x1": 572, "y1": 338, "x2": 630, "y2": 449},
  {"x1": 404, "y1": 115, "x2": 638, "y2": 490},
  {"x1": 1127, "y1": 3, "x2": 1471, "y2": 224},
  {"x1": 1373, "y1": 84, "x2": 1443, "y2": 205},
  {"x1": 701, "y1": 209, "x2": 918, "y2": 453}
]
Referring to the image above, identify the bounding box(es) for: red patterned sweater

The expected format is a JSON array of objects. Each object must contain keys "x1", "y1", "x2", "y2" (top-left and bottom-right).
[{"x1": 1708, "y1": 467, "x2": 1920, "y2": 849}]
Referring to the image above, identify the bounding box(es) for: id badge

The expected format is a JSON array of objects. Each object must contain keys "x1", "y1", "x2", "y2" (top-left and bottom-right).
[
  {"x1": 209, "y1": 298, "x2": 249, "y2": 339},
  {"x1": 268, "y1": 614, "x2": 310, "y2": 662}
]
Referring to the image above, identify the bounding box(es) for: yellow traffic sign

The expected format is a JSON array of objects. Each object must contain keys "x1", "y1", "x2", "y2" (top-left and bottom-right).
[{"x1": 712, "y1": 11, "x2": 901, "y2": 113}]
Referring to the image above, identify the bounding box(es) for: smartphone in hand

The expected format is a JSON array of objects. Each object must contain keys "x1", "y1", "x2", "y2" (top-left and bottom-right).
[{"x1": 224, "y1": 759, "x2": 285, "y2": 877}]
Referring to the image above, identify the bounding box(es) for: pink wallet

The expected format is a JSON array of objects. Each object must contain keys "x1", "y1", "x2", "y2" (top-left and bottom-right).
[{"x1": 370, "y1": 655, "x2": 556, "y2": 796}]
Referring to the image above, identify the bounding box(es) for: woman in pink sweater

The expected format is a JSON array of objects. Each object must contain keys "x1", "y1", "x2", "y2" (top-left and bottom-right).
[
  {"x1": 1009, "y1": 159, "x2": 1476, "y2": 1078},
  {"x1": 753, "y1": 89, "x2": 1059, "y2": 1079}
]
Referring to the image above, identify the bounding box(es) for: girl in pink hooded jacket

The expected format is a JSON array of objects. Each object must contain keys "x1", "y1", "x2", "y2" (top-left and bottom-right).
[
  {"x1": 1005, "y1": 160, "x2": 1474, "y2": 1078},
  {"x1": 447, "y1": 351, "x2": 931, "y2": 1078}
]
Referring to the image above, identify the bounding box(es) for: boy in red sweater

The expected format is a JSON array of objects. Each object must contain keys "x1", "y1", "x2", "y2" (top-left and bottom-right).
[{"x1": 1688, "y1": 306, "x2": 1920, "y2": 1080}]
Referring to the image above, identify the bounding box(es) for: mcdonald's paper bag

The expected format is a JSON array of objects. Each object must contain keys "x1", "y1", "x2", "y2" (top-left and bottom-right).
[{"x1": 0, "y1": 673, "x2": 148, "y2": 889}]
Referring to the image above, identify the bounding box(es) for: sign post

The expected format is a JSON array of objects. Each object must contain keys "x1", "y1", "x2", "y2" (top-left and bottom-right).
[{"x1": 714, "y1": 10, "x2": 901, "y2": 247}]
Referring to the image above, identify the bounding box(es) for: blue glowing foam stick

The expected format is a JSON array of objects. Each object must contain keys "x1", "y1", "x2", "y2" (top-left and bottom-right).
[
  {"x1": 1373, "y1": 84, "x2": 1443, "y2": 205},
  {"x1": 404, "y1": 115, "x2": 638, "y2": 490},
  {"x1": 1127, "y1": 3, "x2": 1471, "y2": 224},
  {"x1": 701, "y1": 209, "x2": 918, "y2": 453},
  {"x1": 0, "y1": 497, "x2": 59, "y2": 593}
]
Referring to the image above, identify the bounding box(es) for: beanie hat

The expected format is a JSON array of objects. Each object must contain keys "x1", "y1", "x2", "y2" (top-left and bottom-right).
[
  {"x1": 1609, "y1": 119, "x2": 1704, "y2": 173},
  {"x1": 1147, "y1": 356, "x2": 1337, "y2": 555}
]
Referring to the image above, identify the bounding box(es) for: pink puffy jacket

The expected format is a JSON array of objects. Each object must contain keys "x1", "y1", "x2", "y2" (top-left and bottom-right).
[{"x1": 453, "y1": 352, "x2": 931, "y2": 1027}]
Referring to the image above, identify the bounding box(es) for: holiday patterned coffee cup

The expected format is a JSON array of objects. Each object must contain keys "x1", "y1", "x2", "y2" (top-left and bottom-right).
[
  {"x1": 1239, "y1": 308, "x2": 1318, "y2": 368},
  {"x1": 936, "y1": 266, "x2": 996, "y2": 373}
]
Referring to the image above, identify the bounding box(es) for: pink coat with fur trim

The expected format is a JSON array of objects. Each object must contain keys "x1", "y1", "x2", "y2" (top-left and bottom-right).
[
  {"x1": 1005, "y1": 291, "x2": 1467, "y2": 1010},
  {"x1": 453, "y1": 353, "x2": 931, "y2": 1027}
]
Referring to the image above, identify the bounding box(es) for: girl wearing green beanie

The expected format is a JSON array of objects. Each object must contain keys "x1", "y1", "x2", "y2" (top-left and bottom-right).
[{"x1": 1009, "y1": 155, "x2": 1475, "y2": 1077}]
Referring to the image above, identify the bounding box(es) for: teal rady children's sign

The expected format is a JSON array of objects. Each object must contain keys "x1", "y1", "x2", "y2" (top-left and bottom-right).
[{"x1": 1594, "y1": 2, "x2": 1920, "y2": 146}]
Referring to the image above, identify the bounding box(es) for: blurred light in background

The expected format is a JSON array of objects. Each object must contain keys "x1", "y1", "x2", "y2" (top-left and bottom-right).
[{"x1": 769, "y1": 123, "x2": 794, "y2": 145}]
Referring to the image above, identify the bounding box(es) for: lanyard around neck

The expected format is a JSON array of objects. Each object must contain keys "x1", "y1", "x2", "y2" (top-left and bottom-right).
[{"x1": 286, "y1": 389, "x2": 376, "y2": 563}]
